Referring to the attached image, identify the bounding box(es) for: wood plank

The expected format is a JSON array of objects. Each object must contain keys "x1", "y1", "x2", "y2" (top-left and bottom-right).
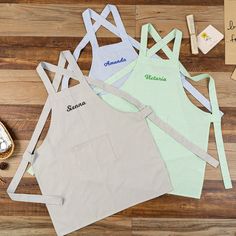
[
  {"x1": 0, "y1": 216, "x2": 235, "y2": 236},
  {"x1": 0, "y1": 216, "x2": 56, "y2": 236},
  {"x1": 0, "y1": 179, "x2": 235, "y2": 218},
  {"x1": 0, "y1": 36, "x2": 232, "y2": 72},
  {"x1": 1, "y1": 216, "x2": 235, "y2": 236},
  {"x1": 124, "y1": 180, "x2": 236, "y2": 218},
  {"x1": 132, "y1": 218, "x2": 236, "y2": 236},
  {"x1": 136, "y1": 5, "x2": 224, "y2": 38},
  {"x1": 1, "y1": 105, "x2": 236, "y2": 143},
  {"x1": 0, "y1": 105, "x2": 49, "y2": 141},
  {"x1": 1, "y1": 140, "x2": 235, "y2": 180},
  {"x1": 0, "y1": 104, "x2": 236, "y2": 142},
  {"x1": 135, "y1": 0, "x2": 224, "y2": 5},
  {"x1": 0, "y1": 0, "x2": 135, "y2": 4},
  {"x1": 0, "y1": 70, "x2": 235, "y2": 105},
  {"x1": 0, "y1": 216, "x2": 131, "y2": 236},
  {"x1": 0, "y1": 4, "x2": 135, "y2": 37},
  {"x1": 0, "y1": 0, "x2": 224, "y2": 5}
]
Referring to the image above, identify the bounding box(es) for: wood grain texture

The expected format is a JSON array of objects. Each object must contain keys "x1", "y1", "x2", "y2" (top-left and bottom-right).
[
  {"x1": 0, "y1": 105, "x2": 236, "y2": 144},
  {"x1": 0, "y1": 4, "x2": 136, "y2": 37},
  {"x1": 0, "y1": 179, "x2": 235, "y2": 218},
  {"x1": 0, "y1": 37, "x2": 233, "y2": 72},
  {"x1": 0, "y1": 140, "x2": 234, "y2": 180},
  {"x1": 0, "y1": 216, "x2": 132, "y2": 236},
  {"x1": 0, "y1": 1, "x2": 235, "y2": 235},
  {"x1": 136, "y1": 5, "x2": 224, "y2": 37},
  {"x1": 0, "y1": 0, "x2": 224, "y2": 5},
  {"x1": 132, "y1": 218, "x2": 236, "y2": 236},
  {"x1": 0, "y1": 70, "x2": 235, "y2": 105}
]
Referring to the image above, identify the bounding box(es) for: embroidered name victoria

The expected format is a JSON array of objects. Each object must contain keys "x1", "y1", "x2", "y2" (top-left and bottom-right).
[
  {"x1": 145, "y1": 74, "x2": 167, "y2": 81},
  {"x1": 67, "y1": 102, "x2": 86, "y2": 112},
  {"x1": 104, "y1": 57, "x2": 126, "y2": 67}
]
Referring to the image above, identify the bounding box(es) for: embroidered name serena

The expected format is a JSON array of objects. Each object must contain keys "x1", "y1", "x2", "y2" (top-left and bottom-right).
[
  {"x1": 145, "y1": 74, "x2": 167, "y2": 81},
  {"x1": 104, "y1": 57, "x2": 126, "y2": 67},
  {"x1": 67, "y1": 102, "x2": 86, "y2": 112}
]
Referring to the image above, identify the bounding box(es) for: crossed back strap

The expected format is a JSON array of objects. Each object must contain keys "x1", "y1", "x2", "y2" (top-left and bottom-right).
[
  {"x1": 82, "y1": 5, "x2": 129, "y2": 49},
  {"x1": 140, "y1": 24, "x2": 182, "y2": 61},
  {"x1": 62, "y1": 4, "x2": 131, "y2": 89}
]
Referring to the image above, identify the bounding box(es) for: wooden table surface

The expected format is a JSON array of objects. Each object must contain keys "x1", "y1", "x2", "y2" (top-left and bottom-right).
[{"x1": 0, "y1": 0, "x2": 236, "y2": 235}]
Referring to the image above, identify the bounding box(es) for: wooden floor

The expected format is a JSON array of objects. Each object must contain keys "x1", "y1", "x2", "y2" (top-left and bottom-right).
[{"x1": 0, "y1": 0, "x2": 236, "y2": 235}]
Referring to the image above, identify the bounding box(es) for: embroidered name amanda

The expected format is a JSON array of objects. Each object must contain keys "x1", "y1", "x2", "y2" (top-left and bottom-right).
[
  {"x1": 145, "y1": 74, "x2": 167, "y2": 81},
  {"x1": 104, "y1": 57, "x2": 126, "y2": 67},
  {"x1": 67, "y1": 101, "x2": 86, "y2": 112}
]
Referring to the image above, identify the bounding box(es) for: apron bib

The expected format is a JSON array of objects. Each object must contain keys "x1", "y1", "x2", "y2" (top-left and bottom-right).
[
  {"x1": 8, "y1": 51, "x2": 218, "y2": 235},
  {"x1": 100, "y1": 24, "x2": 232, "y2": 198},
  {"x1": 62, "y1": 4, "x2": 223, "y2": 116}
]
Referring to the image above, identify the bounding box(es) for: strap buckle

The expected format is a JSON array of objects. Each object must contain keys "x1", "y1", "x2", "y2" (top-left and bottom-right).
[
  {"x1": 140, "y1": 106, "x2": 153, "y2": 118},
  {"x1": 23, "y1": 151, "x2": 35, "y2": 164}
]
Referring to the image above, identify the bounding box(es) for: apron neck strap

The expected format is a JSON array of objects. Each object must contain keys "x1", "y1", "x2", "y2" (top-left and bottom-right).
[
  {"x1": 36, "y1": 51, "x2": 85, "y2": 96},
  {"x1": 82, "y1": 5, "x2": 129, "y2": 49},
  {"x1": 82, "y1": 9, "x2": 99, "y2": 49},
  {"x1": 140, "y1": 23, "x2": 182, "y2": 60}
]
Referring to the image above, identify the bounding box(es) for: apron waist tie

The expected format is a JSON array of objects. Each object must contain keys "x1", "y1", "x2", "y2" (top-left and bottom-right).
[
  {"x1": 7, "y1": 151, "x2": 64, "y2": 205},
  {"x1": 145, "y1": 109, "x2": 219, "y2": 168},
  {"x1": 212, "y1": 117, "x2": 232, "y2": 189}
]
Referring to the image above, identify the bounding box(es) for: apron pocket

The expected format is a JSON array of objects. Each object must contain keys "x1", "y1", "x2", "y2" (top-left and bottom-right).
[{"x1": 73, "y1": 134, "x2": 117, "y2": 182}]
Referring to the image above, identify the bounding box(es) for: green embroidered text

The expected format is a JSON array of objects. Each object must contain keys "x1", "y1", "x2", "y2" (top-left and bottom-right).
[{"x1": 145, "y1": 74, "x2": 167, "y2": 81}]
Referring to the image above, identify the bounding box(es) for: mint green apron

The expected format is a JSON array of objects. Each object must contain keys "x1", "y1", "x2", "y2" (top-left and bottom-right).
[{"x1": 100, "y1": 24, "x2": 232, "y2": 199}]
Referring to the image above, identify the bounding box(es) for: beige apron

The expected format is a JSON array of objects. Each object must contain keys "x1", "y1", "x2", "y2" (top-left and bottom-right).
[{"x1": 7, "y1": 51, "x2": 218, "y2": 235}]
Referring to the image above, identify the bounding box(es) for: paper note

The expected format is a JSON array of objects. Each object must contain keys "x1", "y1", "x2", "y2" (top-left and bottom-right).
[
  {"x1": 225, "y1": 0, "x2": 236, "y2": 64},
  {"x1": 197, "y1": 25, "x2": 224, "y2": 54}
]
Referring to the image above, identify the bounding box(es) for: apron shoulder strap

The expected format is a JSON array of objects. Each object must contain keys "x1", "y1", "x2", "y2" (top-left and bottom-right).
[
  {"x1": 7, "y1": 100, "x2": 63, "y2": 205},
  {"x1": 73, "y1": 4, "x2": 113, "y2": 61},
  {"x1": 82, "y1": 9, "x2": 99, "y2": 49},
  {"x1": 82, "y1": 5, "x2": 129, "y2": 47},
  {"x1": 7, "y1": 109, "x2": 64, "y2": 205},
  {"x1": 7, "y1": 53, "x2": 73, "y2": 205},
  {"x1": 140, "y1": 23, "x2": 182, "y2": 61}
]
